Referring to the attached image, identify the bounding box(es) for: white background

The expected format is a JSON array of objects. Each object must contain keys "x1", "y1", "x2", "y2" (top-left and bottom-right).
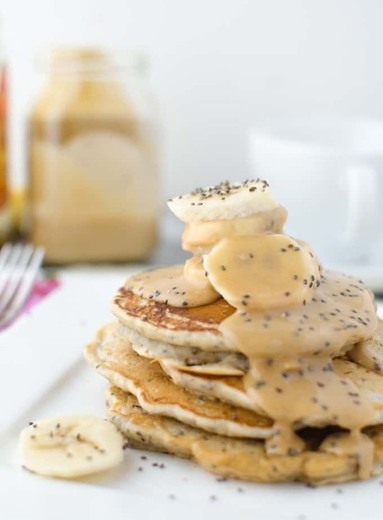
[{"x1": 2, "y1": 0, "x2": 383, "y2": 199}]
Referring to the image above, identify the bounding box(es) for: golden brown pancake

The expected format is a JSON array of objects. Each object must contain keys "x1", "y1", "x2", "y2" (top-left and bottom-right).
[
  {"x1": 85, "y1": 321, "x2": 383, "y2": 426},
  {"x1": 161, "y1": 356, "x2": 383, "y2": 425},
  {"x1": 107, "y1": 385, "x2": 383, "y2": 485},
  {"x1": 112, "y1": 288, "x2": 236, "y2": 351},
  {"x1": 85, "y1": 178, "x2": 383, "y2": 485},
  {"x1": 115, "y1": 323, "x2": 248, "y2": 376},
  {"x1": 84, "y1": 323, "x2": 274, "y2": 438},
  {"x1": 160, "y1": 361, "x2": 257, "y2": 411}
]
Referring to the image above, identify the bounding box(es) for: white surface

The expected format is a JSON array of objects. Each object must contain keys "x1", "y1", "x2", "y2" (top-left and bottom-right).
[
  {"x1": 2, "y1": 0, "x2": 383, "y2": 197},
  {"x1": 0, "y1": 267, "x2": 383, "y2": 519}
]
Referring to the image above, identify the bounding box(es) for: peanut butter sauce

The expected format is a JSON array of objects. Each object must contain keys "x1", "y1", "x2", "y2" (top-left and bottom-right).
[
  {"x1": 127, "y1": 265, "x2": 220, "y2": 308},
  {"x1": 182, "y1": 206, "x2": 287, "y2": 253},
  {"x1": 129, "y1": 184, "x2": 378, "y2": 479},
  {"x1": 214, "y1": 236, "x2": 377, "y2": 476},
  {"x1": 320, "y1": 430, "x2": 374, "y2": 480},
  {"x1": 218, "y1": 271, "x2": 376, "y2": 358}
]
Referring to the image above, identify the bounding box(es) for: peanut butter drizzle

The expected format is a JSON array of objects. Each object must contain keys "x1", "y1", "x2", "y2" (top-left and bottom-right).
[
  {"x1": 127, "y1": 265, "x2": 220, "y2": 308},
  {"x1": 182, "y1": 206, "x2": 287, "y2": 253},
  {"x1": 129, "y1": 207, "x2": 288, "y2": 308},
  {"x1": 219, "y1": 272, "x2": 377, "y2": 358},
  {"x1": 129, "y1": 197, "x2": 378, "y2": 478},
  {"x1": 320, "y1": 430, "x2": 374, "y2": 480},
  {"x1": 217, "y1": 247, "x2": 377, "y2": 478}
]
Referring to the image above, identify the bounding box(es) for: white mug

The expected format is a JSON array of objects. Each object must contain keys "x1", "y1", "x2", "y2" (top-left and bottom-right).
[{"x1": 249, "y1": 117, "x2": 382, "y2": 264}]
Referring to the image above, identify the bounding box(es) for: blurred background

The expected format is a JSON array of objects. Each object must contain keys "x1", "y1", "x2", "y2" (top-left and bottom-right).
[
  {"x1": 4, "y1": 0, "x2": 383, "y2": 197},
  {"x1": 1, "y1": 0, "x2": 383, "y2": 268}
]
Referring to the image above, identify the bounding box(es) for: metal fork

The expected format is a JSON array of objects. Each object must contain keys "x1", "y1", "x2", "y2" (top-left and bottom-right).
[{"x1": 0, "y1": 243, "x2": 45, "y2": 329}]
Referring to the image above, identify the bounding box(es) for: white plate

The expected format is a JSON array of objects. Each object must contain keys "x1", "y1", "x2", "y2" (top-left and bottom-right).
[{"x1": 1, "y1": 268, "x2": 383, "y2": 520}]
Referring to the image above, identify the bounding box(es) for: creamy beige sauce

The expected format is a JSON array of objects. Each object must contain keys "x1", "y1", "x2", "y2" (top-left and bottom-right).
[
  {"x1": 127, "y1": 265, "x2": 220, "y2": 307},
  {"x1": 320, "y1": 431, "x2": 374, "y2": 480},
  {"x1": 129, "y1": 190, "x2": 378, "y2": 479},
  {"x1": 219, "y1": 271, "x2": 377, "y2": 358},
  {"x1": 184, "y1": 255, "x2": 209, "y2": 284},
  {"x1": 348, "y1": 327, "x2": 383, "y2": 374},
  {"x1": 182, "y1": 206, "x2": 287, "y2": 253},
  {"x1": 204, "y1": 234, "x2": 322, "y2": 311},
  {"x1": 215, "y1": 237, "x2": 377, "y2": 477}
]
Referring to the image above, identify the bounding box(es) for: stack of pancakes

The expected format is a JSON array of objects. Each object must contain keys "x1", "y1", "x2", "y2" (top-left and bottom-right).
[
  {"x1": 84, "y1": 181, "x2": 383, "y2": 485},
  {"x1": 85, "y1": 294, "x2": 383, "y2": 485}
]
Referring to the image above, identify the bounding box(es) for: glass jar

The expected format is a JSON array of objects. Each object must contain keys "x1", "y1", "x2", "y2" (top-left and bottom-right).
[{"x1": 27, "y1": 48, "x2": 160, "y2": 263}]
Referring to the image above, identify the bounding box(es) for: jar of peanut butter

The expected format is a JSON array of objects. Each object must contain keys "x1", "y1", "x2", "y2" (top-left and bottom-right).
[{"x1": 27, "y1": 48, "x2": 160, "y2": 263}]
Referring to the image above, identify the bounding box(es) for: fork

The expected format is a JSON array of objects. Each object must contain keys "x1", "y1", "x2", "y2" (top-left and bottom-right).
[{"x1": 0, "y1": 243, "x2": 45, "y2": 329}]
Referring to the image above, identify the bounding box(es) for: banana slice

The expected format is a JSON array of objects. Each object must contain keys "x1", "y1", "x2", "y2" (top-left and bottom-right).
[
  {"x1": 168, "y1": 179, "x2": 279, "y2": 223},
  {"x1": 19, "y1": 415, "x2": 124, "y2": 479},
  {"x1": 181, "y1": 206, "x2": 288, "y2": 253},
  {"x1": 203, "y1": 234, "x2": 321, "y2": 310}
]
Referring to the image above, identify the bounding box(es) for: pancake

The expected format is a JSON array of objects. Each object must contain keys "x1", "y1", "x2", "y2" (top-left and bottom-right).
[
  {"x1": 162, "y1": 356, "x2": 383, "y2": 423},
  {"x1": 106, "y1": 386, "x2": 383, "y2": 485},
  {"x1": 160, "y1": 361, "x2": 256, "y2": 411},
  {"x1": 106, "y1": 386, "x2": 206, "y2": 458},
  {"x1": 333, "y1": 357, "x2": 383, "y2": 423},
  {"x1": 84, "y1": 323, "x2": 274, "y2": 439},
  {"x1": 85, "y1": 322, "x2": 383, "y2": 429},
  {"x1": 112, "y1": 288, "x2": 236, "y2": 352},
  {"x1": 85, "y1": 180, "x2": 383, "y2": 484},
  {"x1": 348, "y1": 320, "x2": 383, "y2": 375},
  {"x1": 115, "y1": 322, "x2": 248, "y2": 376}
]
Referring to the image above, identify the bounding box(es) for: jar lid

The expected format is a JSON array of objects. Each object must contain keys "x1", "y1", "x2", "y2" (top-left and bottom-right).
[{"x1": 37, "y1": 47, "x2": 148, "y2": 76}]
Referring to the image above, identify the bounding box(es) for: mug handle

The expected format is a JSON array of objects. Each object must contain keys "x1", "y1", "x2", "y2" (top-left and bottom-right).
[{"x1": 341, "y1": 163, "x2": 378, "y2": 246}]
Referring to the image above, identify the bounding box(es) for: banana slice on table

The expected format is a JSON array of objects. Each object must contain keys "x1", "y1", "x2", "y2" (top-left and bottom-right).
[
  {"x1": 19, "y1": 415, "x2": 124, "y2": 479},
  {"x1": 204, "y1": 234, "x2": 321, "y2": 310},
  {"x1": 168, "y1": 179, "x2": 279, "y2": 223}
]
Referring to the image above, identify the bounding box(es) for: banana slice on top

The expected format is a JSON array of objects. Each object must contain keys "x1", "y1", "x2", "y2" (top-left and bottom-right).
[
  {"x1": 204, "y1": 234, "x2": 321, "y2": 310},
  {"x1": 168, "y1": 179, "x2": 279, "y2": 223},
  {"x1": 19, "y1": 415, "x2": 124, "y2": 479}
]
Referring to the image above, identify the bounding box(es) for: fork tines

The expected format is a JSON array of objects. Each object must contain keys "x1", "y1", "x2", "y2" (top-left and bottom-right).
[{"x1": 0, "y1": 243, "x2": 45, "y2": 329}]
